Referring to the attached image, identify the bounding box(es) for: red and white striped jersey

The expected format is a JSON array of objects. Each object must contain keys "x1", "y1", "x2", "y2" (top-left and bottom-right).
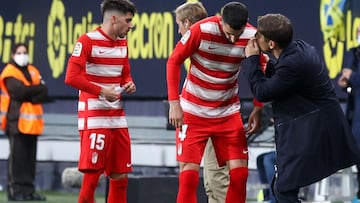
[
  {"x1": 66, "y1": 27, "x2": 133, "y2": 130},
  {"x1": 167, "y1": 16, "x2": 265, "y2": 118}
]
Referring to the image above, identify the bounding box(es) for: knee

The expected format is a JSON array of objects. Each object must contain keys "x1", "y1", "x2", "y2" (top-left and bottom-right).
[
  {"x1": 179, "y1": 170, "x2": 199, "y2": 189},
  {"x1": 109, "y1": 172, "x2": 127, "y2": 180},
  {"x1": 179, "y1": 162, "x2": 200, "y2": 172}
]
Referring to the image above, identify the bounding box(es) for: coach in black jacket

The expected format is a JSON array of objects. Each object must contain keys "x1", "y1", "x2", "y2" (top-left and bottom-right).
[{"x1": 241, "y1": 13, "x2": 360, "y2": 202}]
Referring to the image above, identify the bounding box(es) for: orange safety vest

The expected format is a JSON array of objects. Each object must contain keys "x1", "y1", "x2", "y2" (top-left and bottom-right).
[{"x1": 0, "y1": 64, "x2": 44, "y2": 135}]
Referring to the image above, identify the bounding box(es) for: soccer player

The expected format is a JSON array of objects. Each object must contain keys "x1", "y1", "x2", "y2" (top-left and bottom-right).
[
  {"x1": 64, "y1": 0, "x2": 136, "y2": 203},
  {"x1": 167, "y1": 2, "x2": 266, "y2": 202}
]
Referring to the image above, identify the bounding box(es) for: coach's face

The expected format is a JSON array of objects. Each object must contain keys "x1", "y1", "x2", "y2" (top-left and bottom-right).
[{"x1": 254, "y1": 31, "x2": 268, "y2": 52}]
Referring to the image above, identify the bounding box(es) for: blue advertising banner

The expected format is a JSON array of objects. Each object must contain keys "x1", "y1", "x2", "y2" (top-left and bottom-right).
[{"x1": 0, "y1": 0, "x2": 358, "y2": 100}]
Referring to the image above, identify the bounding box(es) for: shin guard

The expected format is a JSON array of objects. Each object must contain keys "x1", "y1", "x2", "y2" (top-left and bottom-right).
[
  {"x1": 225, "y1": 167, "x2": 248, "y2": 203},
  {"x1": 78, "y1": 172, "x2": 101, "y2": 203},
  {"x1": 177, "y1": 170, "x2": 199, "y2": 203},
  {"x1": 107, "y1": 177, "x2": 128, "y2": 203}
]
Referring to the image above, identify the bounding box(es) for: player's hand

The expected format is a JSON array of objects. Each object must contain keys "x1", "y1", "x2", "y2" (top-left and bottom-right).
[
  {"x1": 100, "y1": 86, "x2": 119, "y2": 102},
  {"x1": 168, "y1": 100, "x2": 184, "y2": 129},
  {"x1": 245, "y1": 37, "x2": 260, "y2": 58},
  {"x1": 123, "y1": 81, "x2": 136, "y2": 93},
  {"x1": 246, "y1": 106, "x2": 262, "y2": 135}
]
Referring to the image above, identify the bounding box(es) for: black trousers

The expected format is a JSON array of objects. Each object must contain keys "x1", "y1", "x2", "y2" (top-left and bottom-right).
[
  {"x1": 272, "y1": 175, "x2": 301, "y2": 203},
  {"x1": 7, "y1": 133, "x2": 37, "y2": 196}
]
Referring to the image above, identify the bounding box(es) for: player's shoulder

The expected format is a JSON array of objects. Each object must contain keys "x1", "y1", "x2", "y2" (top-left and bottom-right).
[
  {"x1": 240, "y1": 23, "x2": 257, "y2": 39},
  {"x1": 195, "y1": 16, "x2": 222, "y2": 35},
  {"x1": 85, "y1": 28, "x2": 104, "y2": 41}
]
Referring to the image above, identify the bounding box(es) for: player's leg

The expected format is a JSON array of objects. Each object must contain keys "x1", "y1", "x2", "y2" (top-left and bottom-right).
[
  {"x1": 175, "y1": 121, "x2": 208, "y2": 203},
  {"x1": 225, "y1": 160, "x2": 248, "y2": 203},
  {"x1": 212, "y1": 113, "x2": 248, "y2": 203},
  {"x1": 106, "y1": 128, "x2": 132, "y2": 203},
  {"x1": 107, "y1": 173, "x2": 128, "y2": 203},
  {"x1": 78, "y1": 172, "x2": 102, "y2": 203},
  {"x1": 177, "y1": 162, "x2": 200, "y2": 203},
  {"x1": 77, "y1": 130, "x2": 107, "y2": 203}
]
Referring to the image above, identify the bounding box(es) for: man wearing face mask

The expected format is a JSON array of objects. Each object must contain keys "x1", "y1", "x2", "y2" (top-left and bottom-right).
[
  {"x1": 338, "y1": 24, "x2": 360, "y2": 203},
  {"x1": 0, "y1": 43, "x2": 48, "y2": 201}
]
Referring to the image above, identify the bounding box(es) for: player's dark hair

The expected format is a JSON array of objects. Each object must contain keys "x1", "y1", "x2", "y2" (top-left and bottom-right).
[
  {"x1": 221, "y1": 2, "x2": 248, "y2": 30},
  {"x1": 101, "y1": 0, "x2": 136, "y2": 16}
]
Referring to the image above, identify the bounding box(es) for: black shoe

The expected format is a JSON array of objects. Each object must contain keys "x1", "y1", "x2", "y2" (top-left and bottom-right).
[
  {"x1": 8, "y1": 192, "x2": 46, "y2": 201},
  {"x1": 8, "y1": 193, "x2": 32, "y2": 201},
  {"x1": 28, "y1": 192, "x2": 46, "y2": 201}
]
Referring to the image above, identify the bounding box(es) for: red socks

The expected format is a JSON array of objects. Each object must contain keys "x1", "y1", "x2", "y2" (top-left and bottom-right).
[
  {"x1": 225, "y1": 167, "x2": 248, "y2": 203},
  {"x1": 107, "y1": 177, "x2": 128, "y2": 203},
  {"x1": 78, "y1": 172, "x2": 101, "y2": 203},
  {"x1": 177, "y1": 170, "x2": 199, "y2": 203}
]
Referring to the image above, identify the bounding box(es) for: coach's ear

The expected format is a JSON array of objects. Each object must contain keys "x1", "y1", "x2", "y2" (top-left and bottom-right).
[{"x1": 268, "y1": 40, "x2": 276, "y2": 50}]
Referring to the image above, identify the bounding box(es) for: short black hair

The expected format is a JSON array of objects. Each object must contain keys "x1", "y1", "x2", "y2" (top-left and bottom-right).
[
  {"x1": 100, "y1": 0, "x2": 136, "y2": 16},
  {"x1": 221, "y1": 2, "x2": 248, "y2": 30}
]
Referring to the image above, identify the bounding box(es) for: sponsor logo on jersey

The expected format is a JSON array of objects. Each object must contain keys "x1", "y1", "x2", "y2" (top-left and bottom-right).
[
  {"x1": 181, "y1": 30, "x2": 191, "y2": 45},
  {"x1": 72, "y1": 42, "x2": 82, "y2": 57},
  {"x1": 126, "y1": 162, "x2": 132, "y2": 167}
]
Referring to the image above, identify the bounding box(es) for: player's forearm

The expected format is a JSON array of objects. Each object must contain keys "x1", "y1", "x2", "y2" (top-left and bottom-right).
[
  {"x1": 65, "y1": 62, "x2": 101, "y2": 95},
  {"x1": 166, "y1": 62, "x2": 182, "y2": 101}
]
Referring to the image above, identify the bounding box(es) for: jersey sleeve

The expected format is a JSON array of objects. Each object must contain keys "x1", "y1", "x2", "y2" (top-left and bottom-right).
[
  {"x1": 252, "y1": 53, "x2": 268, "y2": 107},
  {"x1": 64, "y1": 34, "x2": 101, "y2": 95},
  {"x1": 120, "y1": 52, "x2": 133, "y2": 86},
  {"x1": 166, "y1": 26, "x2": 201, "y2": 101}
]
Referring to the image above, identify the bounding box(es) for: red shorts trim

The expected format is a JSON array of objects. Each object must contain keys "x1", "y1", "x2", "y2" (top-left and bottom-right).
[
  {"x1": 78, "y1": 128, "x2": 132, "y2": 175},
  {"x1": 176, "y1": 113, "x2": 248, "y2": 166}
]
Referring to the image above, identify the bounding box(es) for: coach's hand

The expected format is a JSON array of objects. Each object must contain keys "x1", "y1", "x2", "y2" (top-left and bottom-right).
[{"x1": 245, "y1": 37, "x2": 260, "y2": 58}]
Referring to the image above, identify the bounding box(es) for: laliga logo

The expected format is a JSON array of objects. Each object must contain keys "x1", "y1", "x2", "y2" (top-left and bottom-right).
[
  {"x1": 46, "y1": 0, "x2": 98, "y2": 78},
  {"x1": 47, "y1": 0, "x2": 67, "y2": 78}
]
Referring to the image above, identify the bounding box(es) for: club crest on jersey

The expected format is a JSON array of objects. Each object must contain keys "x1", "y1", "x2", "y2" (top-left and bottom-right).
[
  {"x1": 91, "y1": 152, "x2": 98, "y2": 164},
  {"x1": 72, "y1": 42, "x2": 82, "y2": 57},
  {"x1": 181, "y1": 30, "x2": 191, "y2": 45}
]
